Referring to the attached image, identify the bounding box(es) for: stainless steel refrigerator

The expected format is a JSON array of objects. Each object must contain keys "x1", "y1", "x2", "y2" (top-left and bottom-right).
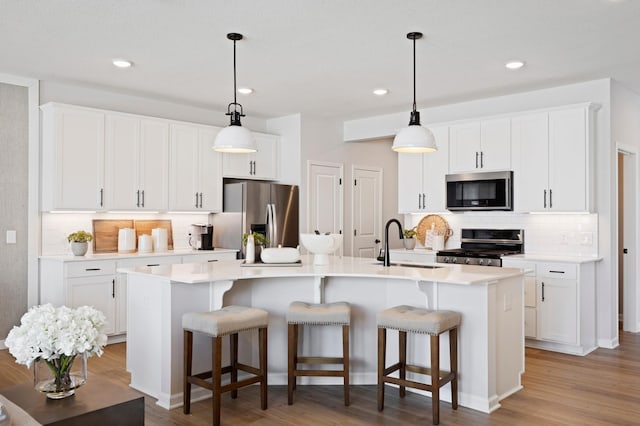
[{"x1": 211, "y1": 181, "x2": 299, "y2": 258}]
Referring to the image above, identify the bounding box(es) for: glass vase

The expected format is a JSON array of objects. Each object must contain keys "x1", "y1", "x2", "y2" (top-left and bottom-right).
[{"x1": 33, "y1": 352, "x2": 87, "y2": 399}]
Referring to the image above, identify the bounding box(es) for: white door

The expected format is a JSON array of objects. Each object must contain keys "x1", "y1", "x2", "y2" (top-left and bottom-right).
[
  {"x1": 352, "y1": 166, "x2": 382, "y2": 258},
  {"x1": 307, "y1": 161, "x2": 343, "y2": 250},
  {"x1": 620, "y1": 148, "x2": 639, "y2": 332}
]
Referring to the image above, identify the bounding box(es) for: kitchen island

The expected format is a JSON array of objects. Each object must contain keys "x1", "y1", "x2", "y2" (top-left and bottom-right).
[{"x1": 121, "y1": 255, "x2": 525, "y2": 413}]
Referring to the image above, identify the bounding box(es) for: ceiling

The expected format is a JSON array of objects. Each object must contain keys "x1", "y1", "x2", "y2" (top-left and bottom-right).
[{"x1": 2, "y1": 0, "x2": 639, "y2": 121}]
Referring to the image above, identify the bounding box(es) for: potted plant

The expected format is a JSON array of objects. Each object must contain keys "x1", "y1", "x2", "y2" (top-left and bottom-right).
[
  {"x1": 242, "y1": 232, "x2": 269, "y2": 263},
  {"x1": 67, "y1": 230, "x2": 93, "y2": 256},
  {"x1": 402, "y1": 227, "x2": 417, "y2": 250}
]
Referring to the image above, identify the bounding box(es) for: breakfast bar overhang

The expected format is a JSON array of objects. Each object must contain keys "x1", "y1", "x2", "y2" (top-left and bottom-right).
[{"x1": 121, "y1": 256, "x2": 525, "y2": 413}]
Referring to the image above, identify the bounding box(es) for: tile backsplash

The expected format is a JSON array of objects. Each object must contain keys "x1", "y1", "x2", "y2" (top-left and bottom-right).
[
  {"x1": 405, "y1": 212, "x2": 599, "y2": 257},
  {"x1": 41, "y1": 213, "x2": 210, "y2": 256}
]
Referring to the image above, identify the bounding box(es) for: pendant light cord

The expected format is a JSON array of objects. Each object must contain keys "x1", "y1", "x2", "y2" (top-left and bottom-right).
[
  {"x1": 233, "y1": 38, "x2": 238, "y2": 111},
  {"x1": 412, "y1": 35, "x2": 417, "y2": 113}
]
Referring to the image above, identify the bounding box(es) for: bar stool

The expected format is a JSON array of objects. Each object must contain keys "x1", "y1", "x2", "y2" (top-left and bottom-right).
[
  {"x1": 287, "y1": 301, "x2": 351, "y2": 406},
  {"x1": 182, "y1": 305, "x2": 268, "y2": 426},
  {"x1": 377, "y1": 305, "x2": 461, "y2": 425}
]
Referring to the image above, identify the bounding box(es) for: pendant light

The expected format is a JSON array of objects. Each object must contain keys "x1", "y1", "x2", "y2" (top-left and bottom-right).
[
  {"x1": 213, "y1": 33, "x2": 256, "y2": 153},
  {"x1": 392, "y1": 32, "x2": 437, "y2": 153}
]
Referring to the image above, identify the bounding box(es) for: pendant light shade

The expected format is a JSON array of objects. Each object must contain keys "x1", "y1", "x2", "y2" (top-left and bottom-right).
[
  {"x1": 214, "y1": 33, "x2": 256, "y2": 153},
  {"x1": 392, "y1": 32, "x2": 437, "y2": 153}
]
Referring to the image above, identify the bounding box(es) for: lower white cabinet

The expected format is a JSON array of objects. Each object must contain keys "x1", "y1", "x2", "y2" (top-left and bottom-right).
[
  {"x1": 183, "y1": 252, "x2": 238, "y2": 263},
  {"x1": 388, "y1": 249, "x2": 436, "y2": 265},
  {"x1": 502, "y1": 258, "x2": 597, "y2": 355}
]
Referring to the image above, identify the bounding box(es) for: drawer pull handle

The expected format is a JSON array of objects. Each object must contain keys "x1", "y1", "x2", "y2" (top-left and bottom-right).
[
  {"x1": 549, "y1": 270, "x2": 565, "y2": 274},
  {"x1": 146, "y1": 263, "x2": 160, "y2": 267},
  {"x1": 207, "y1": 259, "x2": 218, "y2": 263},
  {"x1": 85, "y1": 268, "x2": 101, "y2": 271}
]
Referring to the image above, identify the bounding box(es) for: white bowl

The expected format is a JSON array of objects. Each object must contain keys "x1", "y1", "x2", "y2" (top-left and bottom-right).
[
  {"x1": 260, "y1": 246, "x2": 300, "y2": 264},
  {"x1": 299, "y1": 233, "x2": 342, "y2": 265}
]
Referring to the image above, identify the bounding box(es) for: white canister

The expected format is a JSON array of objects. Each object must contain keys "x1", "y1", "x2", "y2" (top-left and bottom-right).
[
  {"x1": 432, "y1": 235, "x2": 445, "y2": 251},
  {"x1": 118, "y1": 228, "x2": 136, "y2": 253},
  {"x1": 152, "y1": 228, "x2": 168, "y2": 252},
  {"x1": 138, "y1": 234, "x2": 153, "y2": 253}
]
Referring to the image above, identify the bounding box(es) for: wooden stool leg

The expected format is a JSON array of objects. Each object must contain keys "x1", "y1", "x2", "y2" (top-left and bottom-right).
[
  {"x1": 449, "y1": 327, "x2": 458, "y2": 410},
  {"x1": 230, "y1": 332, "x2": 238, "y2": 399},
  {"x1": 212, "y1": 336, "x2": 222, "y2": 426},
  {"x1": 287, "y1": 323, "x2": 296, "y2": 405},
  {"x1": 399, "y1": 330, "x2": 407, "y2": 398},
  {"x1": 259, "y1": 327, "x2": 268, "y2": 410},
  {"x1": 342, "y1": 324, "x2": 350, "y2": 406},
  {"x1": 183, "y1": 330, "x2": 193, "y2": 414},
  {"x1": 430, "y1": 334, "x2": 440, "y2": 425},
  {"x1": 377, "y1": 327, "x2": 386, "y2": 411}
]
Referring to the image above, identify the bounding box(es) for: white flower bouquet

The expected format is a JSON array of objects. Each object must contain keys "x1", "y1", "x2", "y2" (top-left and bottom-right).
[{"x1": 5, "y1": 304, "x2": 107, "y2": 396}]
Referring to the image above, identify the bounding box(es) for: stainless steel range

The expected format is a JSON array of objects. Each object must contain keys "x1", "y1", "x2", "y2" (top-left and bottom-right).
[{"x1": 436, "y1": 229, "x2": 524, "y2": 267}]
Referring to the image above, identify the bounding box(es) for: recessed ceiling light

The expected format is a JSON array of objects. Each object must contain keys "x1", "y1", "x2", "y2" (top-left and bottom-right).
[
  {"x1": 505, "y1": 60, "x2": 525, "y2": 70},
  {"x1": 237, "y1": 87, "x2": 253, "y2": 95},
  {"x1": 373, "y1": 88, "x2": 389, "y2": 96},
  {"x1": 112, "y1": 59, "x2": 133, "y2": 68}
]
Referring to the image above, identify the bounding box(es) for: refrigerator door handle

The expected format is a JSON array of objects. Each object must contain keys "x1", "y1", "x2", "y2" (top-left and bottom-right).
[
  {"x1": 271, "y1": 203, "x2": 278, "y2": 248},
  {"x1": 265, "y1": 203, "x2": 273, "y2": 247}
]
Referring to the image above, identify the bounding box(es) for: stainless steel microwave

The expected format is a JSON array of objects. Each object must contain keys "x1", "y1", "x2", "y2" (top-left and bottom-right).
[{"x1": 446, "y1": 171, "x2": 513, "y2": 211}]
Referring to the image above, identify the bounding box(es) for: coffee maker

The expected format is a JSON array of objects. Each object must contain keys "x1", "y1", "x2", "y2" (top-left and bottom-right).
[{"x1": 190, "y1": 224, "x2": 214, "y2": 250}]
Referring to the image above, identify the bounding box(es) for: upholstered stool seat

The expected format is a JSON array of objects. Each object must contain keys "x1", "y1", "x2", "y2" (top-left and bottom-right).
[
  {"x1": 183, "y1": 305, "x2": 268, "y2": 426},
  {"x1": 377, "y1": 305, "x2": 461, "y2": 425},
  {"x1": 287, "y1": 301, "x2": 351, "y2": 406}
]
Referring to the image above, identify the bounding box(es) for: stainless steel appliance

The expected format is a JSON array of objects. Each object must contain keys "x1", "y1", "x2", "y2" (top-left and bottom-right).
[
  {"x1": 446, "y1": 171, "x2": 513, "y2": 211},
  {"x1": 436, "y1": 228, "x2": 524, "y2": 267},
  {"x1": 190, "y1": 224, "x2": 214, "y2": 250},
  {"x1": 211, "y1": 181, "x2": 299, "y2": 258}
]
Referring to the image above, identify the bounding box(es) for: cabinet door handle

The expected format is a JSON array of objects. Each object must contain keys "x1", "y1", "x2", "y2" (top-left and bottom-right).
[
  {"x1": 85, "y1": 268, "x2": 101, "y2": 271},
  {"x1": 199, "y1": 192, "x2": 203, "y2": 208},
  {"x1": 146, "y1": 263, "x2": 160, "y2": 267},
  {"x1": 549, "y1": 270, "x2": 565, "y2": 274},
  {"x1": 195, "y1": 192, "x2": 199, "y2": 208},
  {"x1": 549, "y1": 189, "x2": 553, "y2": 208},
  {"x1": 207, "y1": 259, "x2": 218, "y2": 263},
  {"x1": 136, "y1": 190, "x2": 140, "y2": 207},
  {"x1": 541, "y1": 282, "x2": 545, "y2": 302},
  {"x1": 418, "y1": 193, "x2": 422, "y2": 209},
  {"x1": 475, "y1": 151, "x2": 479, "y2": 168},
  {"x1": 141, "y1": 190, "x2": 145, "y2": 207},
  {"x1": 112, "y1": 279, "x2": 115, "y2": 298},
  {"x1": 543, "y1": 190, "x2": 547, "y2": 208},
  {"x1": 252, "y1": 160, "x2": 256, "y2": 175},
  {"x1": 249, "y1": 161, "x2": 253, "y2": 175},
  {"x1": 480, "y1": 151, "x2": 484, "y2": 168},
  {"x1": 422, "y1": 193, "x2": 426, "y2": 209},
  {"x1": 99, "y1": 188, "x2": 104, "y2": 207}
]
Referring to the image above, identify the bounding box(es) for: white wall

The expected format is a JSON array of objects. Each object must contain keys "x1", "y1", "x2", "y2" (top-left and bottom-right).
[
  {"x1": 345, "y1": 79, "x2": 618, "y2": 347},
  {"x1": 40, "y1": 80, "x2": 269, "y2": 131}
]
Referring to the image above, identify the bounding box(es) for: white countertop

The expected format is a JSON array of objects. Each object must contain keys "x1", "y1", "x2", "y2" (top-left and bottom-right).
[
  {"x1": 39, "y1": 248, "x2": 238, "y2": 262},
  {"x1": 120, "y1": 254, "x2": 526, "y2": 286}
]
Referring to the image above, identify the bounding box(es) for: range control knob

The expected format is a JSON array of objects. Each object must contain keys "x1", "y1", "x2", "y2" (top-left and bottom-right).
[
  {"x1": 478, "y1": 259, "x2": 484, "y2": 266},
  {"x1": 465, "y1": 258, "x2": 471, "y2": 264},
  {"x1": 451, "y1": 258, "x2": 457, "y2": 263},
  {"x1": 486, "y1": 259, "x2": 493, "y2": 266}
]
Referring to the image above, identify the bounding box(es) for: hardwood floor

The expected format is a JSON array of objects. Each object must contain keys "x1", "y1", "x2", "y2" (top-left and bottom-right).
[{"x1": 1, "y1": 333, "x2": 639, "y2": 425}]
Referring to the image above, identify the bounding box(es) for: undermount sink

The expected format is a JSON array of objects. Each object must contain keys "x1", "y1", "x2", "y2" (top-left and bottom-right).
[{"x1": 375, "y1": 260, "x2": 442, "y2": 269}]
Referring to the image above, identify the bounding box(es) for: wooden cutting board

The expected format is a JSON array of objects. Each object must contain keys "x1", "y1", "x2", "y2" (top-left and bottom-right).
[
  {"x1": 133, "y1": 220, "x2": 174, "y2": 250},
  {"x1": 416, "y1": 214, "x2": 451, "y2": 247},
  {"x1": 92, "y1": 219, "x2": 134, "y2": 253}
]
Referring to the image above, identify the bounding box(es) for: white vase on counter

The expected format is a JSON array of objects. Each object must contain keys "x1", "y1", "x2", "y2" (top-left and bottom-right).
[{"x1": 245, "y1": 234, "x2": 255, "y2": 264}]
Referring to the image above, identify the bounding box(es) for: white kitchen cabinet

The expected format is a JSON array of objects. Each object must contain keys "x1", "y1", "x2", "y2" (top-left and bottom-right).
[
  {"x1": 169, "y1": 123, "x2": 223, "y2": 212},
  {"x1": 182, "y1": 251, "x2": 238, "y2": 263},
  {"x1": 449, "y1": 118, "x2": 510, "y2": 173},
  {"x1": 105, "y1": 113, "x2": 169, "y2": 211},
  {"x1": 397, "y1": 126, "x2": 449, "y2": 213},
  {"x1": 41, "y1": 103, "x2": 106, "y2": 211},
  {"x1": 512, "y1": 104, "x2": 595, "y2": 212},
  {"x1": 40, "y1": 259, "x2": 117, "y2": 336},
  {"x1": 222, "y1": 133, "x2": 279, "y2": 180},
  {"x1": 502, "y1": 258, "x2": 597, "y2": 355},
  {"x1": 389, "y1": 249, "x2": 436, "y2": 265}
]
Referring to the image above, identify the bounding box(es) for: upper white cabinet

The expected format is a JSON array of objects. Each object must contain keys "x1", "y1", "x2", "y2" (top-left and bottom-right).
[
  {"x1": 449, "y1": 118, "x2": 511, "y2": 173},
  {"x1": 222, "y1": 133, "x2": 279, "y2": 180},
  {"x1": 105, "y1": 113, "x2": 169, "y2": 211},
  {"x1": 512, "y1": 104, "x2": 594, "y2": 212},
  {"x1": 41, "y1": 103, "x2": 106, "y2": 211},
  {"x1": 397, "y1": 126, "x2": 449, "y2": 213},
  {"x1": 169, "y1": 123, "x2": 223, "y2": 212}
]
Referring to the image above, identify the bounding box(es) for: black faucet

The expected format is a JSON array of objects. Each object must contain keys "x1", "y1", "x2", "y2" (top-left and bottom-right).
[{"x1": 383, "y1": 218, "x2": 404, "y2": 266}]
